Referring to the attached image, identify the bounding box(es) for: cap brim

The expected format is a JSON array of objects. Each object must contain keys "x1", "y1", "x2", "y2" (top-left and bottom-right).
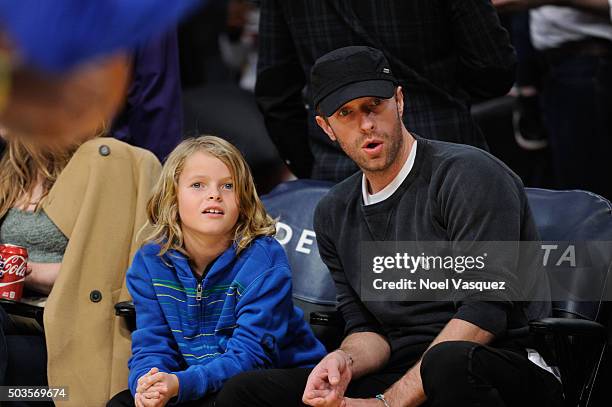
[{"x1": 318, "y1": 80, "x2": 396, "y2": 117}]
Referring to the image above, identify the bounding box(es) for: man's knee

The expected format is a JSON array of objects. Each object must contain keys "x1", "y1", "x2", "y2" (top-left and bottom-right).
[
  {"x1": 421, "y1": 341, "x2": 476, "y2": 376},
  {"x1": 216, "y1": 368, "x2": 310, "y2": 407},
  {"x1": 420, "y1": 340, "x2": 479, "y2": 398},
  {"x1": 215, "y1": 371, "x2": 266, "y2": 407}
]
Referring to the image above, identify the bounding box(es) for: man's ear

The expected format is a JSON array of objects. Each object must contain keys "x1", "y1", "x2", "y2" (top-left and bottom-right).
[
  {"x1": 315, "y1": 115, "x2": 337, "y2": 141},
  {"x1": 395, "y1": 86, "x2": 404, "y2": 117}
]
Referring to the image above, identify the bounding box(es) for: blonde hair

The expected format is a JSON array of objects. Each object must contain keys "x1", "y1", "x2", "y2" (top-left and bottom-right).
[
  {"x1": 0, "y1": 123, "x2": 107, "y2": 218},
  {"x1": 145, "y1": 135, "x2": 276, "y2": 257},
  {"x1": 0, "y1": 135, "x2": 79, "y2": 217}
]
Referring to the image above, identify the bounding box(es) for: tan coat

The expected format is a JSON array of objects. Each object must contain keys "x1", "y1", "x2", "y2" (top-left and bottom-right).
[{"x1": 42, "y1": 138, "x2": 161, "y2": 406}]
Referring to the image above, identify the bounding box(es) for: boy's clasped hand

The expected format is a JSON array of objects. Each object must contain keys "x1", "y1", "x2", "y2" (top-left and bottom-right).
[{"x1": 135, "y1": 368, "x2": 179, "y2": 407}]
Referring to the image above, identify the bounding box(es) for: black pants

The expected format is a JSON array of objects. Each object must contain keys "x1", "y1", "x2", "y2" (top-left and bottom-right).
[
  {"x1": 214, "y1": 341, "x2": 564, "y2": 407},
  {"x1": 0, "y1": 305, "x2": 49, "y2": 407},
  {"x1": 107, "y1": 389, "x2": 217, "y2": 407}
]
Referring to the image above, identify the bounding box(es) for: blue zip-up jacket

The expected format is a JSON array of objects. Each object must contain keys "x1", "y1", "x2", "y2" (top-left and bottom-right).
[{"x1": 127, "y1": 236, "x2": 326, "y2": 403}]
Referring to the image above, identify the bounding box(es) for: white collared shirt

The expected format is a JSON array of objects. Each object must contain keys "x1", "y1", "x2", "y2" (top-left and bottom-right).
[{"x1": 362, "y1": 141, "x2": 417, "y2": 206}]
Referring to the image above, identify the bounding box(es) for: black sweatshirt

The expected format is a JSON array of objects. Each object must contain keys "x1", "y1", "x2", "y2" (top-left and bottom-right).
[{"x1": 313, "y1": 136, "x2": 550, "y2": 363}]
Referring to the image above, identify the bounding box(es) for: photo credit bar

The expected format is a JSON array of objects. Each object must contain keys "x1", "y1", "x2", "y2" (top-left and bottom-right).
[{"x1": 359, "y1": 241, "x2": 612, "y2": 302}]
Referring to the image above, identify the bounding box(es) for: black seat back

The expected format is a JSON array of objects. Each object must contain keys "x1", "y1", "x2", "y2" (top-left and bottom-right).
[{"x1": 526, "y1": 188, "x2": 612, "y2": 322}]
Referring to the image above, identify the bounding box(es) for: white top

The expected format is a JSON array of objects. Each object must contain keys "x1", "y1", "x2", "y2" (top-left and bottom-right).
[
  {"x1": 530, "y1": 5, "x2": 612, "y2": 50},
  {"x1": 362, "y1": 141, "x2": 417, "y2": 206}
]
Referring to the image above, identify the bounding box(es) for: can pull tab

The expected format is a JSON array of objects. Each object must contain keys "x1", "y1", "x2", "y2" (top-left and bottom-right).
[{"x1": 196, "y1": 282, "x2": 203, "y2": 302}]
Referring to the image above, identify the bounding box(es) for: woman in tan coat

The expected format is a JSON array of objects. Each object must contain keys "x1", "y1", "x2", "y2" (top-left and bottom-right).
[{"x1": 0, "y1": 130, "x2": 161, "y2": 406}]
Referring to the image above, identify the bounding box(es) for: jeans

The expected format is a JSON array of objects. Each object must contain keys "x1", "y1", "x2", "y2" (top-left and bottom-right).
[
  {"x1": 214, "y1": 341, "x2": 564, "y2": 407},
  {"x1": 541, "y1": 51, "x2": 612, "y2": 200}
]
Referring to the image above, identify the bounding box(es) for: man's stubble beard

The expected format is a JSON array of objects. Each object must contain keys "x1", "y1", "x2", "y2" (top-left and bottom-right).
[{"x1": 335, "y1": 109, "x2": 405, "y2": 173}]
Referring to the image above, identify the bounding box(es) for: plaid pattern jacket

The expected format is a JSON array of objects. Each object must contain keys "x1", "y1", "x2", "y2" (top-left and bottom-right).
[{"x1": 256, "y1": 0, "x2": 517, "y2": 181}]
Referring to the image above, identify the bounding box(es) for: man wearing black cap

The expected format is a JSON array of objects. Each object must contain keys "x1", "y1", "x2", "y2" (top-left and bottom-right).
[
  {"x1": 214, "y1": 47, "x2": 562, "y2": 407},
  {"x1": 256, "y1": 0, "x2": 516, "y2": 182}
]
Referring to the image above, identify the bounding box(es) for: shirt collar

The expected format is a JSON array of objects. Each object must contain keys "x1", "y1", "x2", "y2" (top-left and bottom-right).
[{"x1": 362, "y1": 140, "x2": 418, "y2": 206}]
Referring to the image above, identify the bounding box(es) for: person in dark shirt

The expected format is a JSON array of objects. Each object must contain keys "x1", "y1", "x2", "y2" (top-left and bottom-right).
[
  {"x1": 214, "y1": 46, "x2": 563, "y2": 407},
  {"x1": 256, "y1": 0, "x2": 517, "y2": 181},
  {"x1": 111, "y1": 29, "x2": 184, "y2": 163}
]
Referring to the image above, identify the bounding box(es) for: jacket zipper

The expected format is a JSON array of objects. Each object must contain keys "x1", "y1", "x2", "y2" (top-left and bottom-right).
[{"x1": 196, "y1": 281, "x2": 203, "y2": 302}]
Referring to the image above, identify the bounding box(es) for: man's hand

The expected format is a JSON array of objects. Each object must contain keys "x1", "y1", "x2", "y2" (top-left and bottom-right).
[
  {"x1": 303, "y1": 350, "x2": 353, "y2": 407},
  {"x1": 135, "y1": 367, "x2": 179, "y2": 407},
  {"x1": 343, "y1": 398, "x2": 382, "y2": 407}
]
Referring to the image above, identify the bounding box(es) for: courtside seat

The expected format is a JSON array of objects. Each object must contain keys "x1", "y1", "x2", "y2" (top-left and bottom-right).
[
  {"x1": 261, "y1": 180, "x2": 341, "y2": 351},
  {"x1": 525, "y1": 189, "x2": 612, "y2": 407},
  {"x1": 261, "y1": 181, "x2": 612, "y2": 406},
  {"x1": 113, "y1": 181, "x2": 611, "y2": 407}
]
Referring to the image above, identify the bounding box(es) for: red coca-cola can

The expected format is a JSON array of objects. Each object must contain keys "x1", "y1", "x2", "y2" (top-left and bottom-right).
[{"x1": 0, "y1": 244, "x2": 28, "y2": 301}]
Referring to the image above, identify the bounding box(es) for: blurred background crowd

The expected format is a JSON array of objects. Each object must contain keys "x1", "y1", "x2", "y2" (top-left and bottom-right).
[{"x1": 1, "y1": 0, "x2": 609, "y2": 199}]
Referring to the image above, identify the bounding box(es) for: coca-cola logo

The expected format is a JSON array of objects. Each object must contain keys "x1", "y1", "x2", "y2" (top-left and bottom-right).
[{"x1": 2, "y1": 255, "x2": 27, "y2": 277}]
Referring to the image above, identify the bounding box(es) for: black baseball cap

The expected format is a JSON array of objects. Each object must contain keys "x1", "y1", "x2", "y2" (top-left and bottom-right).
[{"x1": 310, "y1": 46, "x2": 398, "y2": 117}]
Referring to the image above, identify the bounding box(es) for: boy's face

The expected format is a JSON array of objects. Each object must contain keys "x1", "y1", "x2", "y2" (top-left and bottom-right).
[{"x1": 177, "y1": 152, "x2": 240, "y2": 242}]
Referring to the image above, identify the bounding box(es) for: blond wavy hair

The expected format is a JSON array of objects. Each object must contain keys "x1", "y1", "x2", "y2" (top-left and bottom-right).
[
  {"x1": 145, "y1": 135, "x2": 276, "y2": 257},
  {"x1": 0, "y1": 129, "x2": 104, "y2": 218}
]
